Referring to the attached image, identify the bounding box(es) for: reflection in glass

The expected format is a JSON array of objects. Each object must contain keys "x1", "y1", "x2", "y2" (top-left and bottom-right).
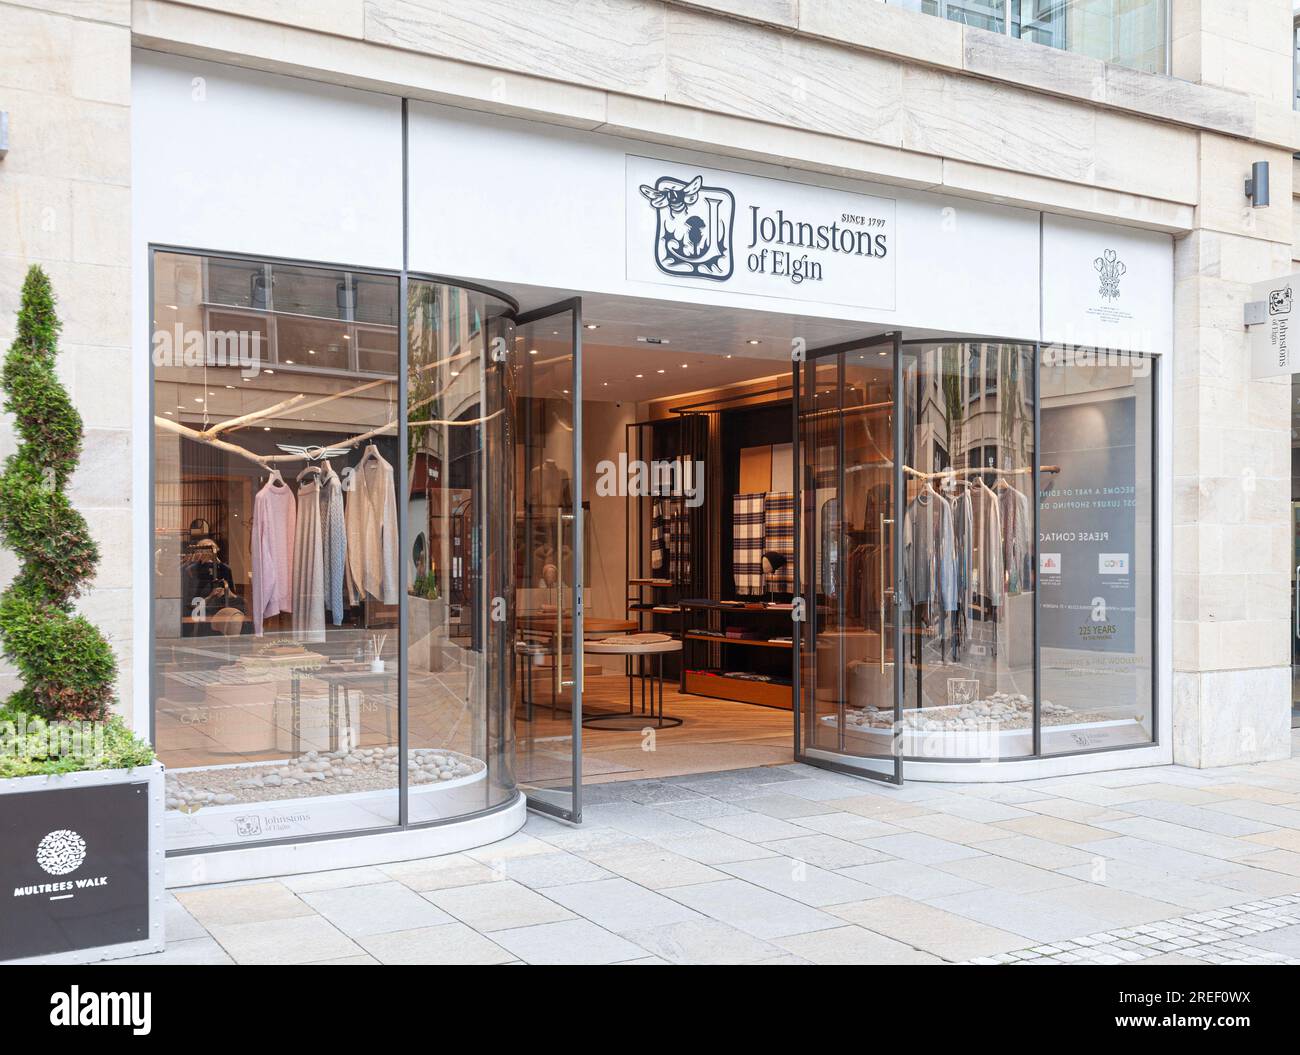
[
  {"x1": 886, "y1": 0, "x2": 1168, "y2": 73},
  {"x1": 899, "y1": 343, "x2": 1036, "y2": 760},
  {"x1": 405, "y1": 281, "x2": 517, "y2": 820},
  {"x1": 152, "y1": 253, "x2": 520, "y2": 852},
  {"x1": 152, "y1": 251, "x2": 402, "y2": 850},
  {"x1": 1038, "y1": 346, "x2": 1155, "y2": 752},
  {"x1": 799, "y1": 346, "x2": 900, "y2": 774},
  {"x1": 512, "y1": 309, "x2": 583, "y2": 817}
]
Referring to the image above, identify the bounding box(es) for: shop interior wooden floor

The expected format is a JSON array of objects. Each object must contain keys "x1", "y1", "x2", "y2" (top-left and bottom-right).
[{"x1": 517, "y1": 671, "x2": 794, "y2": 785}]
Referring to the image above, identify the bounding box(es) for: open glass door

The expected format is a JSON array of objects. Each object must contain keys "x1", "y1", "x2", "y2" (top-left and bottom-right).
[
  {"x1": 513, "y1": 299, "x2": 584, "y2": 820},
  {"x1": 794, "y1": 332, "x2": 903, "y2": 783}
]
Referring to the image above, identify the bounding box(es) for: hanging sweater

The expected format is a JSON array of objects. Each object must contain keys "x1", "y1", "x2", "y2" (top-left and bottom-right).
[
  {"x1": 345, "y1": 452, "x2": 399, "y2": 605},
  {"x1": 320, "y1": 466, "x2": 347, "y2": 625},
  {"x1": 292, "y1": 476, "x2": 326, "y2": 643},
  {"x1": 252, "y1": 478, "x2": 297, "y2": 635}
]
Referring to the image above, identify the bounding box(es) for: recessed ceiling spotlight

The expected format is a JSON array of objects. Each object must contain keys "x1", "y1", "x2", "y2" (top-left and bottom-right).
[
  {"x1": 725, "y1": 354, "x2": 733, "y2": 359},
  {"x1": 263, "y1": 426, "x2": 271, "y2": 431},
  {"x1": 285, "y1": 359, "x2": 294, "y2": 364},
  {"x1": 636, "y1": 336, "x2": 670, "y2": 345},
  {"x1": 747, "y1": 338, "x2": 761, "y2": 345},
  {"x1": 528, "y1": 349, "x2": 538, "y2": 355},
  {"x1": 635, "y1": 373, "x2": 643, "y2": 378},
  {"x1": 657, "y1": 369, "x2": 666, "y2": 374},
  {"x1": 585, "y1": 323, "x2": 599, "y2": 330}
]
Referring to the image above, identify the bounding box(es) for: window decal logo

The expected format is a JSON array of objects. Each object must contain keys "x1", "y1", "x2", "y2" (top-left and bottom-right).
[
  {"x1": 1269, "y1": 286, "x2": 1292, "y2": 316},
  {"x1": 36, "y1": 829, "x2": 87, "y2": 876},
  {"x1": 639, "y1": 174, "x2": 734, "y2": 281},
  {"x1": 1093, "y1": 248, "x2": 1126, "y2": 301}
]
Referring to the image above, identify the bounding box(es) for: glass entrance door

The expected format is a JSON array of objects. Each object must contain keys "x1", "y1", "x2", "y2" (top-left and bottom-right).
[
  {"x1": 794, "y1": 333, "x2": 903, "y2": 783},
  {"x1": 513, "y1": 299, "x2": 584, "y2": 820}
]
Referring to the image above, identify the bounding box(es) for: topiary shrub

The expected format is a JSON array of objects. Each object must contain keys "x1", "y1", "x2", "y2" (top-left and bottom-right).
[{"x1": 0, "y1": 266, "x2": 117, "y2": 722}]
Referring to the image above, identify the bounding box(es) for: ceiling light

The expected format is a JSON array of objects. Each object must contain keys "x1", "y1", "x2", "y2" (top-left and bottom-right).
[
  {"x1": 450, "y1": 370, "x2": 459, "y2": 377},
  {"x1": 747, "y1": 339, "x2": 761, "y2": 345},
  {"x1": 585, "y1": 323, "x2": 599, "y2": 330},
  {"x1": 166, "y1": 304, "x2": 178, "y2": 311},
  {"x1": 635, "y1": 373, "x2": 643, "y2": 378},
  {"x1": 193, "y1": 397, "x2": 203, "y2": 402},
  {"x1": 265, "y1": 370, "x2": 275, "y2": 375},
  {"x1": 343, "y1": 334, "x2": 350, "y2": 340},
  {"x1": 680, "y1": 364, "x2": 688, "y2": 369},
  {"x1": 528, "y1": 349, "x2": 538, "y2": 355},
  {"x1": 285, "y1": 359, "x2": 294, "y2": 364},
  {"x1": 726, "y1": 354, "x2": 733, "y2": 359},
  {"x1": 657, "y1": 369, "x2": 665, "y2": 374},
  {"x1": 263, "y1": 426, "x2": 271, "y2": 431}
]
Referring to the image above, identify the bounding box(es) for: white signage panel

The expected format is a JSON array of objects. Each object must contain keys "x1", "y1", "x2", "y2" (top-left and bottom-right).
[
  {"x1": 624, "y1": 155, "x2": 897, "y2": 310},
  {"x1": 406, "y1": 102, "x2": 1039, "y2": 338},
  {"x1": 1041, "y1": 214, "x2": 1173, "y2": 354},
  {"x1": 1249, "y1": 273, "x2": 1297, "y2": 378}
]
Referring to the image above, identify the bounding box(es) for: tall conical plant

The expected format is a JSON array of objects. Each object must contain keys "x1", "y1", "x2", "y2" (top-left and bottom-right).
[{"x1": 0, "y1": 266, "x2": 116, "y2": 721}]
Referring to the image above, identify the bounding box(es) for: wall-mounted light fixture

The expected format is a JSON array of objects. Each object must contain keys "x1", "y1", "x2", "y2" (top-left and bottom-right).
[{"x1": 1245, "y1": 160, "x2": 1271, "y2": 208}]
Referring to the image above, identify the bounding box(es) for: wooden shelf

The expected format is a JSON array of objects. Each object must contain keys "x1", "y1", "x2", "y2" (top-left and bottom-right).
[
  {"x1": 684, "y1": 671, "x2": 792, "y2": 710},
  {"x1": 685, "y1": 633, "x2": 791, "y2": 650}
]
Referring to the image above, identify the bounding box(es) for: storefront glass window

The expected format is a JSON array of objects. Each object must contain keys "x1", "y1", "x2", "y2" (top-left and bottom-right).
[
  {"x1": 887, "y1": 0, "x2": 1168, "y2": 74},
  {"x1": 151, "y1": 251, "x2": 517, "y2": 851},
  {"x1": 406, "y1": 279, "x2": 517, "y2": 820},
  {"x1": 1038, "y1": 346, "x2": 1155, "y2": 752},
  {"x1": 900, "y1": 343, "x2": 1037, "y2": 761}
]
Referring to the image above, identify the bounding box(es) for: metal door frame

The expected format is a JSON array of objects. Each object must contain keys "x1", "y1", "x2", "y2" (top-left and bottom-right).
[
  {"x1": 514, "y1": 298, "x2": 584, "y2": 821},
  {"x1": 793, "y1": 331, "x2": 904, "y2": 785}
]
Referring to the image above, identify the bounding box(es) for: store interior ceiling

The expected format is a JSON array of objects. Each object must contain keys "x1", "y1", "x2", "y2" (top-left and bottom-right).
[{"x1": 498, "y1": 283, "x2": 903, "y2": 403}]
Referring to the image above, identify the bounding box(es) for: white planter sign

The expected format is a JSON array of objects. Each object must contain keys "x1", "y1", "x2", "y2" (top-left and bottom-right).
[{"x1": 625, "y1": 155, "x2": 897, "y2": 310}]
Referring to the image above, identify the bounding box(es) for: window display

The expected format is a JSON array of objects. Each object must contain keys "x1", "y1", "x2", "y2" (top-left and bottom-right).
[
  {"x1": 151, "y1": 252, "x2": 514, "y2": 851},
  {"x1": 1038, "y1": 346, "x2": 1155, "y2": 752}
]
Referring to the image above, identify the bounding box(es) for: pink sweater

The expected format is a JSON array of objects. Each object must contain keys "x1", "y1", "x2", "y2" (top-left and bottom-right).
[{"x1": 252, "y1": 478, "x2": 297, "y2": 635}]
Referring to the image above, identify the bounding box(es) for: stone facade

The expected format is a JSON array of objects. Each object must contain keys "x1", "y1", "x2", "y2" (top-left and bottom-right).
[
  {"x1": 0, "y1": 0, "x2": 134, "y2": 714},
  {"x1": 1, "y1": 0, "x2": 1296, "y2": 764}
]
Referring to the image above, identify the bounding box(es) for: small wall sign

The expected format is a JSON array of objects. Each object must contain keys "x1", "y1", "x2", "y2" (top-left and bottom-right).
[{"x1": 1248, "y1": 273, "x2": 1299, "y2": 378}]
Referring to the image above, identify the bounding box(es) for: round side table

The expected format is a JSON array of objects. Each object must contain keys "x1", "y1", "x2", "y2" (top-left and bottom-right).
[{"x1": 581, "y1": 635, "x2": 683, "y2": 730}]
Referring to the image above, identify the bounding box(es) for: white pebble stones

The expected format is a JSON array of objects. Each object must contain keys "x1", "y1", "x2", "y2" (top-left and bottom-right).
[{"x1": 165, "y1": 746, "x2": 483, "y2": 810}]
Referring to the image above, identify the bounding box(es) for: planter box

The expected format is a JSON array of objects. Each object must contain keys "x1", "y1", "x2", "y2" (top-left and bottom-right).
[{"x1": 0, "y1": 762, "x2": 165, "y2": 964}]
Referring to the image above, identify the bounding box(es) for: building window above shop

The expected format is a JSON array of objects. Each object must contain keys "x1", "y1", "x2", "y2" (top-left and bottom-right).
[{"x1": 887, "y1": 0, "x2": 1170, "y2": 75}]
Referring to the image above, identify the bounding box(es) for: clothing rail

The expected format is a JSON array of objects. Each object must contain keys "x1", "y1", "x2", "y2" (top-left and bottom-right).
[{"x1": 903, "y1": 464, "x2": 1060, "y2": 480}]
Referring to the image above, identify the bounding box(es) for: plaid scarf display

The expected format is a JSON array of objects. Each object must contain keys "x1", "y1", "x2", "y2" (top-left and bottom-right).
[
  {"x1": 763, "y1": 490, "x2": 795, "y2": 593},
  {"x1": 665, "y1": 497, "x2": 691, "y2": 584},
  {"x1": 650, "y1": 498, "x2": 668, "y2": 574},
  {"x1": 732, "y1": 492, "x2": 766, "y2": 596}
]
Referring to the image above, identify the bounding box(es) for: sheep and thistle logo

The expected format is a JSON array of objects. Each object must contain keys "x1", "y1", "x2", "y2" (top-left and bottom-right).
[
  {"x1": 1094, "y1": 248, "x2": 1126, "y2": 301},
  {"x1": 36, "y1": 829, "x2": 87, "y2": 876},
  {"x1": 640, "y1": 173, "x2": 734, "y2": 281}
]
